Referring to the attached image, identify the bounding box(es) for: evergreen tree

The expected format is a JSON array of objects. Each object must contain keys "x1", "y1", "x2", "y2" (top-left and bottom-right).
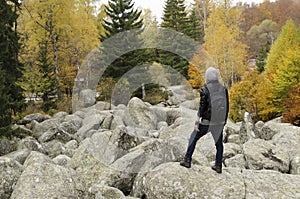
[
  {"x1": 159, "y1": 0, "x2": 191, "y2": 78},
  {"x1": 100, "y1": 0, "x2": 144, "y2": 79},
  {"x1": 0, "y1": 0, "x2": 24, "y2": 133},
  {"x1": 186, "y1": 8, "x2": 204, "y2": 43}
]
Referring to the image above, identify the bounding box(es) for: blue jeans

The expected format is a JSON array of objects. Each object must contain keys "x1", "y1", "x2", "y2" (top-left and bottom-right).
[{"x1": 185, "y1": 124, "x2": 224, "y2": 164}]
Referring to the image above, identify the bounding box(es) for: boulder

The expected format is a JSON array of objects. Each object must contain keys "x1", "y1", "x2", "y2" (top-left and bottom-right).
[
  {"x1": 0, "y1": 157, "x2": 23, "y2": 199},
  {"x1": 133, "y1": 162, "x2": 245, "y2": 198},
  {"x1": 19, "y1": 113, "x2": 51, "y2": 125},
  {"x1": 180, "y1": 99, "x2": 198, "y2": 110},
  {"x1": 79, "y1": 89, "x2": 96, "y2": 108},
  {"x1": 93, "y1": 101, "x2": 111, "y2": 111},
  {"x1": 125, "y1": 97, "x2": 157, "y2": 130},
  {"x1": 0, "y1": 138, "x2": 14, "y2": 156},
  {"x1": 243, "y1": 139, "x2": 290, "y2": 173},
  {"x1": 53, "y1": 111, "x2": 68, "y2": 122},
  {"x1": 243, "y1": 169, "x2": 300, "y2": 198},
  {"x1": 272, "y1": 124, "x2": 300, "y2": 159},
  {"x1": 11, "y1": 125, "x2": 32, "y2": 137},
  {"x1": 110, "y1": 115, "x2": 125, "y2": 130},
  {"x1": 17, "y1": 136, "x2": 43, "y2": 152},
  {"x1": 64, "y1": 140, "x2": 79, "y2": 157},
  {"x1": 10, "y1": 152, "x2": 86, "y2": 199},
  {"x1": 67, "y1": 141, "x2": 122, "y2": 190},
  {"x1": 290, "y1": 155, "x2": 300, "y2": 175},
  {"x1": 239, "y1": 112, "x2": 256, "y2": 144},
  {"x1": 4, "y1": 149, "x2": 31, "y2": 165},
  {"x1": 223, "y1": 143, "x2": 242, "y2": 160},
  {"x1": 31, "y1": 118, "x2": 59, "y2": 138},
  {"x1": 227, "y1": 134, "x2": 241, "y2": 145},
  {"x1": 89, "y1": 184, "x2": 126, "y2": 199},
  {"x1": 77, "y1": 113, "x2": 106, "y2": 139},
  {"x1": 38, "y1": 126, "x2": 75, "y2": 143},
  {"x1": 133, "y1": 162, "x2": 300, "y2": 199},
  {"x1": 52, "y1": 154, "x2": 71, "y2": 167},
  {"x1": 23, "y1": 151, "x2": 53, "y2": 167},
  {"x1": 224, "y1": 120, "x2": 241, "y2": 136},
  {"x1": 225, "y1": 154, "x2": 246, "y2": 169},
  {"x1": 42, "y1": 139, "x2": 66, "y2": 158}
]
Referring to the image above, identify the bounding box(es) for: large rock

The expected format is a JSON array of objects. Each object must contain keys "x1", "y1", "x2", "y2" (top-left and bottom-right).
[
  {"x1": 133, "y1": 162, "x2": 300, "y2": 199},
  {"x1": 225, "y1": 154, "x2": 246, "y2": 169},
  {"x1": 0, "y1": 157, "x2": 23, "y2": 199},
  {"x1": 77, "y1": 113, "x2": 106, "y2": 139},
  {"x1": 0, "y1": 138, "x2": 14, "y2": 156},
  {"x1": 67, "y1": 140, "x2": 122, "y2": 190},
  {"x1": 272, "y1": 124, "x2": 300, "y2": 160},
  {"x1": 239, "y1": 112, "x2": 256, "y2": 144},
  {"x1": 243, "y1": 169, "x2": 300, "y2": 198},
  {"x1": 89, "y1": 184, "x2": 126, "y2": 199},
  {"x1": 243, "y1": 139, "x2": 290, "y2": 173},
  {"x1": 38, "y1": 126, "x2": 75, "y2": 143},
  {"x1": 79, "y1": 89, "x2": 96, "y2": 108},
  {"x1": 290, "y1": 155, "x2": 300, "y2": 175},
  {"x1": 4, "y1": 149, "x2": 31, "y2": 165},
  {"x1": 10, "y1": 152, "x2": 86, "y2": 199},
  {"x1": 42, "y1": 139, "x2": 66, "y2": 158},
  {"x1": 52, "y1": 154, "x2": 71, "y2": 167},
  {"x1": 125, "y1": 97, "x2": 157, "y2": 130},
  {"x1": 19, "y1": 113, "x2": 51, "y2": 125},
  {"x1": 133, "y1": 162, "x2": 245, "y2": 198},
  {"x1": 31, "y1": 118, "x2": 59, "y2": 138},
  {"x1": 17, "y1": 136, "x2": 43, "y2": 152}
]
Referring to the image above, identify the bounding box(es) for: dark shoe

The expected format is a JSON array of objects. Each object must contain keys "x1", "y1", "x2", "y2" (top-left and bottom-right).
[
  {"x1": 180, "y1": 157, "x2": 191, "y2": 168},
  {"x1": 211, "y1": 163, "x2": 222, "y2": 173}
]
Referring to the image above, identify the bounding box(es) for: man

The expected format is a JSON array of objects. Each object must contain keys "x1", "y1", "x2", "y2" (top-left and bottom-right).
[{"x1": 180, "y1": 67, "x2": 229, "y2": 173}]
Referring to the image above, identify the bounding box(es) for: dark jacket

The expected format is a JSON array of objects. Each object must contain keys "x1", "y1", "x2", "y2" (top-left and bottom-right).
[{"x1": 197, "y1": 81, "x2": 229, "y2": 124}]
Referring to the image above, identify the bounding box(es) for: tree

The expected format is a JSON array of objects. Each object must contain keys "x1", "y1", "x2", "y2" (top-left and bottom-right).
[
  {"x1": 159, "y1": 0, "x2": 191, "y2": 78},
  {"x1": 19, "y1": 0, "x2": 99, "y2": 109},
  {"x1": 264, "y1": 19, "x2": 300, "y2": 121},
  {"x1": 0, "y1": 0, "x2": 24, "y2": 133},
  {"x1": 100, "y1": 0, "x2": 144, "y2": 79},
  {"x1": 204, "y1": 0, "x2": 247, "y2": 87}
]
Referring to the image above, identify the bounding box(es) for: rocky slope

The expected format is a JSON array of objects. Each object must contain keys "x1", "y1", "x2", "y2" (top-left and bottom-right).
[{"x1": 1, "y1": 87, "x2": 300, "y2": 199}]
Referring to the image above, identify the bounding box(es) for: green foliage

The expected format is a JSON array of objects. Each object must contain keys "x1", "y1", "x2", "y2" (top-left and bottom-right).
[
  {"x1": 0, "y1": 0, "x2": 25, "y2": 134},
  {"x1": 159, "y1": 0, "x2": 191, "y2": 78},
  {"x1": 100, "y1": 0, "x2": 144, "y2": 79},
  {"x1": 96, "y1": 77, "x2": 116, "y2": 102},
  {"x1": 265, "y1": 19, "x2": 300, "y2": 117}
]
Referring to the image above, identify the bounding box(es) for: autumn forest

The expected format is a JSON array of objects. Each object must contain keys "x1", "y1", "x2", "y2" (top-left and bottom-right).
[{"x1": 0, "y1": 0, "x2": 300, "y2": 135}]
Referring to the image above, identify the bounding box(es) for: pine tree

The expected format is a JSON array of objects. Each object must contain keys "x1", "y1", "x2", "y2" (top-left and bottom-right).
[
  {"x1": 100, "y1": 0, "x2": 144, "y2": 79},
  {"x1": 186, "y1": 8, "x2": 204, "y2": 43},
  {"x1": 0, "y1": 0, "x2": 24, "y2": 133},
  {"x1": 159, "y1": 0, "x2": 191, "y2": 78}
]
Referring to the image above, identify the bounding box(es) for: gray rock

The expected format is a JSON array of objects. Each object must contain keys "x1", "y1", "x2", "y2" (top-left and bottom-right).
[
  {"x1": 67, "y1": 141, "x2": 122, "y2": 189},
  {"x1": 125, "y1": 97, "x2": 157, "y2": 130},
  {"x1": 23, "y1": 151, "x2": 53, "y2": 168},
  {"x1": 133, "y1": 162, "x2": 245, "y2": 198},
  {"x1": 77, "y1": 113, "x2": 105, "y2": 139},
  {"x1": 110, "y1": 115, "x2": 125, "y2": 130},
  {"x1": 243, "y1": 169, "x2": 300, "y2": 198},
  {"x1": 38, "y1": 126, "x2": 75, "y2": 143},
  {"x1": 93, "y1": 101, "x2": 111, "y2": 111},
  {"x1": 243, "y1": 139, "x2": 290, "y2": 172},
  {"x1": 17, "y1": 136, "x2": 43, "y2": 152},
  {"x1": 42, "y1": 139, "x2": 66, "y2": 158},
  {"x1": 60, "y1": 114, "x2": 82, "y2": 134},
  {"x1": 89, "y1": 184, "x2": 126, "y2": 199},
  {"x1": 4, "y1": 149, "x2": 31, "y2": 165},
  {"x1": 157, "y1": 121, "x2": 168, "y2": 130},
  {"x1": 52, "y1": 154, "x2": 71, "y2": 167},
  {"x1": 53, "y1": 111, "x2": 68, "y2": 122},
  {"x1": 10, "y1": 152, "x2": 85, "y2": 199},
  {"x1": 11, "y1": 125, "x2": 32, "y2": 137},
  {"x1": 180, "y1": 99, "x2": 198, "y2": 110},
  {"x1": 239, "y1": 112, "x2": 256, "y2": 144},
  {"x1": 225, "y1": 120, "x2": 241, "y2": 136},
  {"x1": 101, "y1": 114, "x2": 113, "y2": 129},
  {"x1": 79, "y1": 89, "x2": 96, "y2": 108},
  {"x1": 227, "y1": 134, "x2": 241, "y2": 145},
  {"x1": 74, "y1": 110, "x2": 86, "y2": 119},
  {"x1": 0, "y1": 157, "x2": 23, "y2": 199},
  {"x1": 225, "y1": 154, "x2": 246, "y2": 169},
  {"x1": 271, "y1": 124, "x2": 300, "y2": 160},
  {"x1": 223, "y1": 143, "x2": 242, "y2": 160},
  {"x1": 64, "y1": 140, "x2": 79, "y2": 157},
  {"x1": 0, "y1": 138, "x2": 14, "y2": 156},
  {"x1": 31, "y1": 118, "x2": 59, "y2": 138},
  {"x1": 19, "y1": 113, "x2": 51, "y2": 125},
  {"x1": 290, "y1": 155, "x2": 300, "y2": 175}
]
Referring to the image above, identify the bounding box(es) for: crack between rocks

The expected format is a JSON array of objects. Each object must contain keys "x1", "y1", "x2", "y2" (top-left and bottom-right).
[{"x1": 241, "y1": 169, "x2": 247, "y2": 199}]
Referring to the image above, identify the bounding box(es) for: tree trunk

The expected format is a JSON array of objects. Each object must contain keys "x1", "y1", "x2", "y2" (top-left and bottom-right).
[{"x1": 49, "y1": 6, "x2": 62, "y2": 100}]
